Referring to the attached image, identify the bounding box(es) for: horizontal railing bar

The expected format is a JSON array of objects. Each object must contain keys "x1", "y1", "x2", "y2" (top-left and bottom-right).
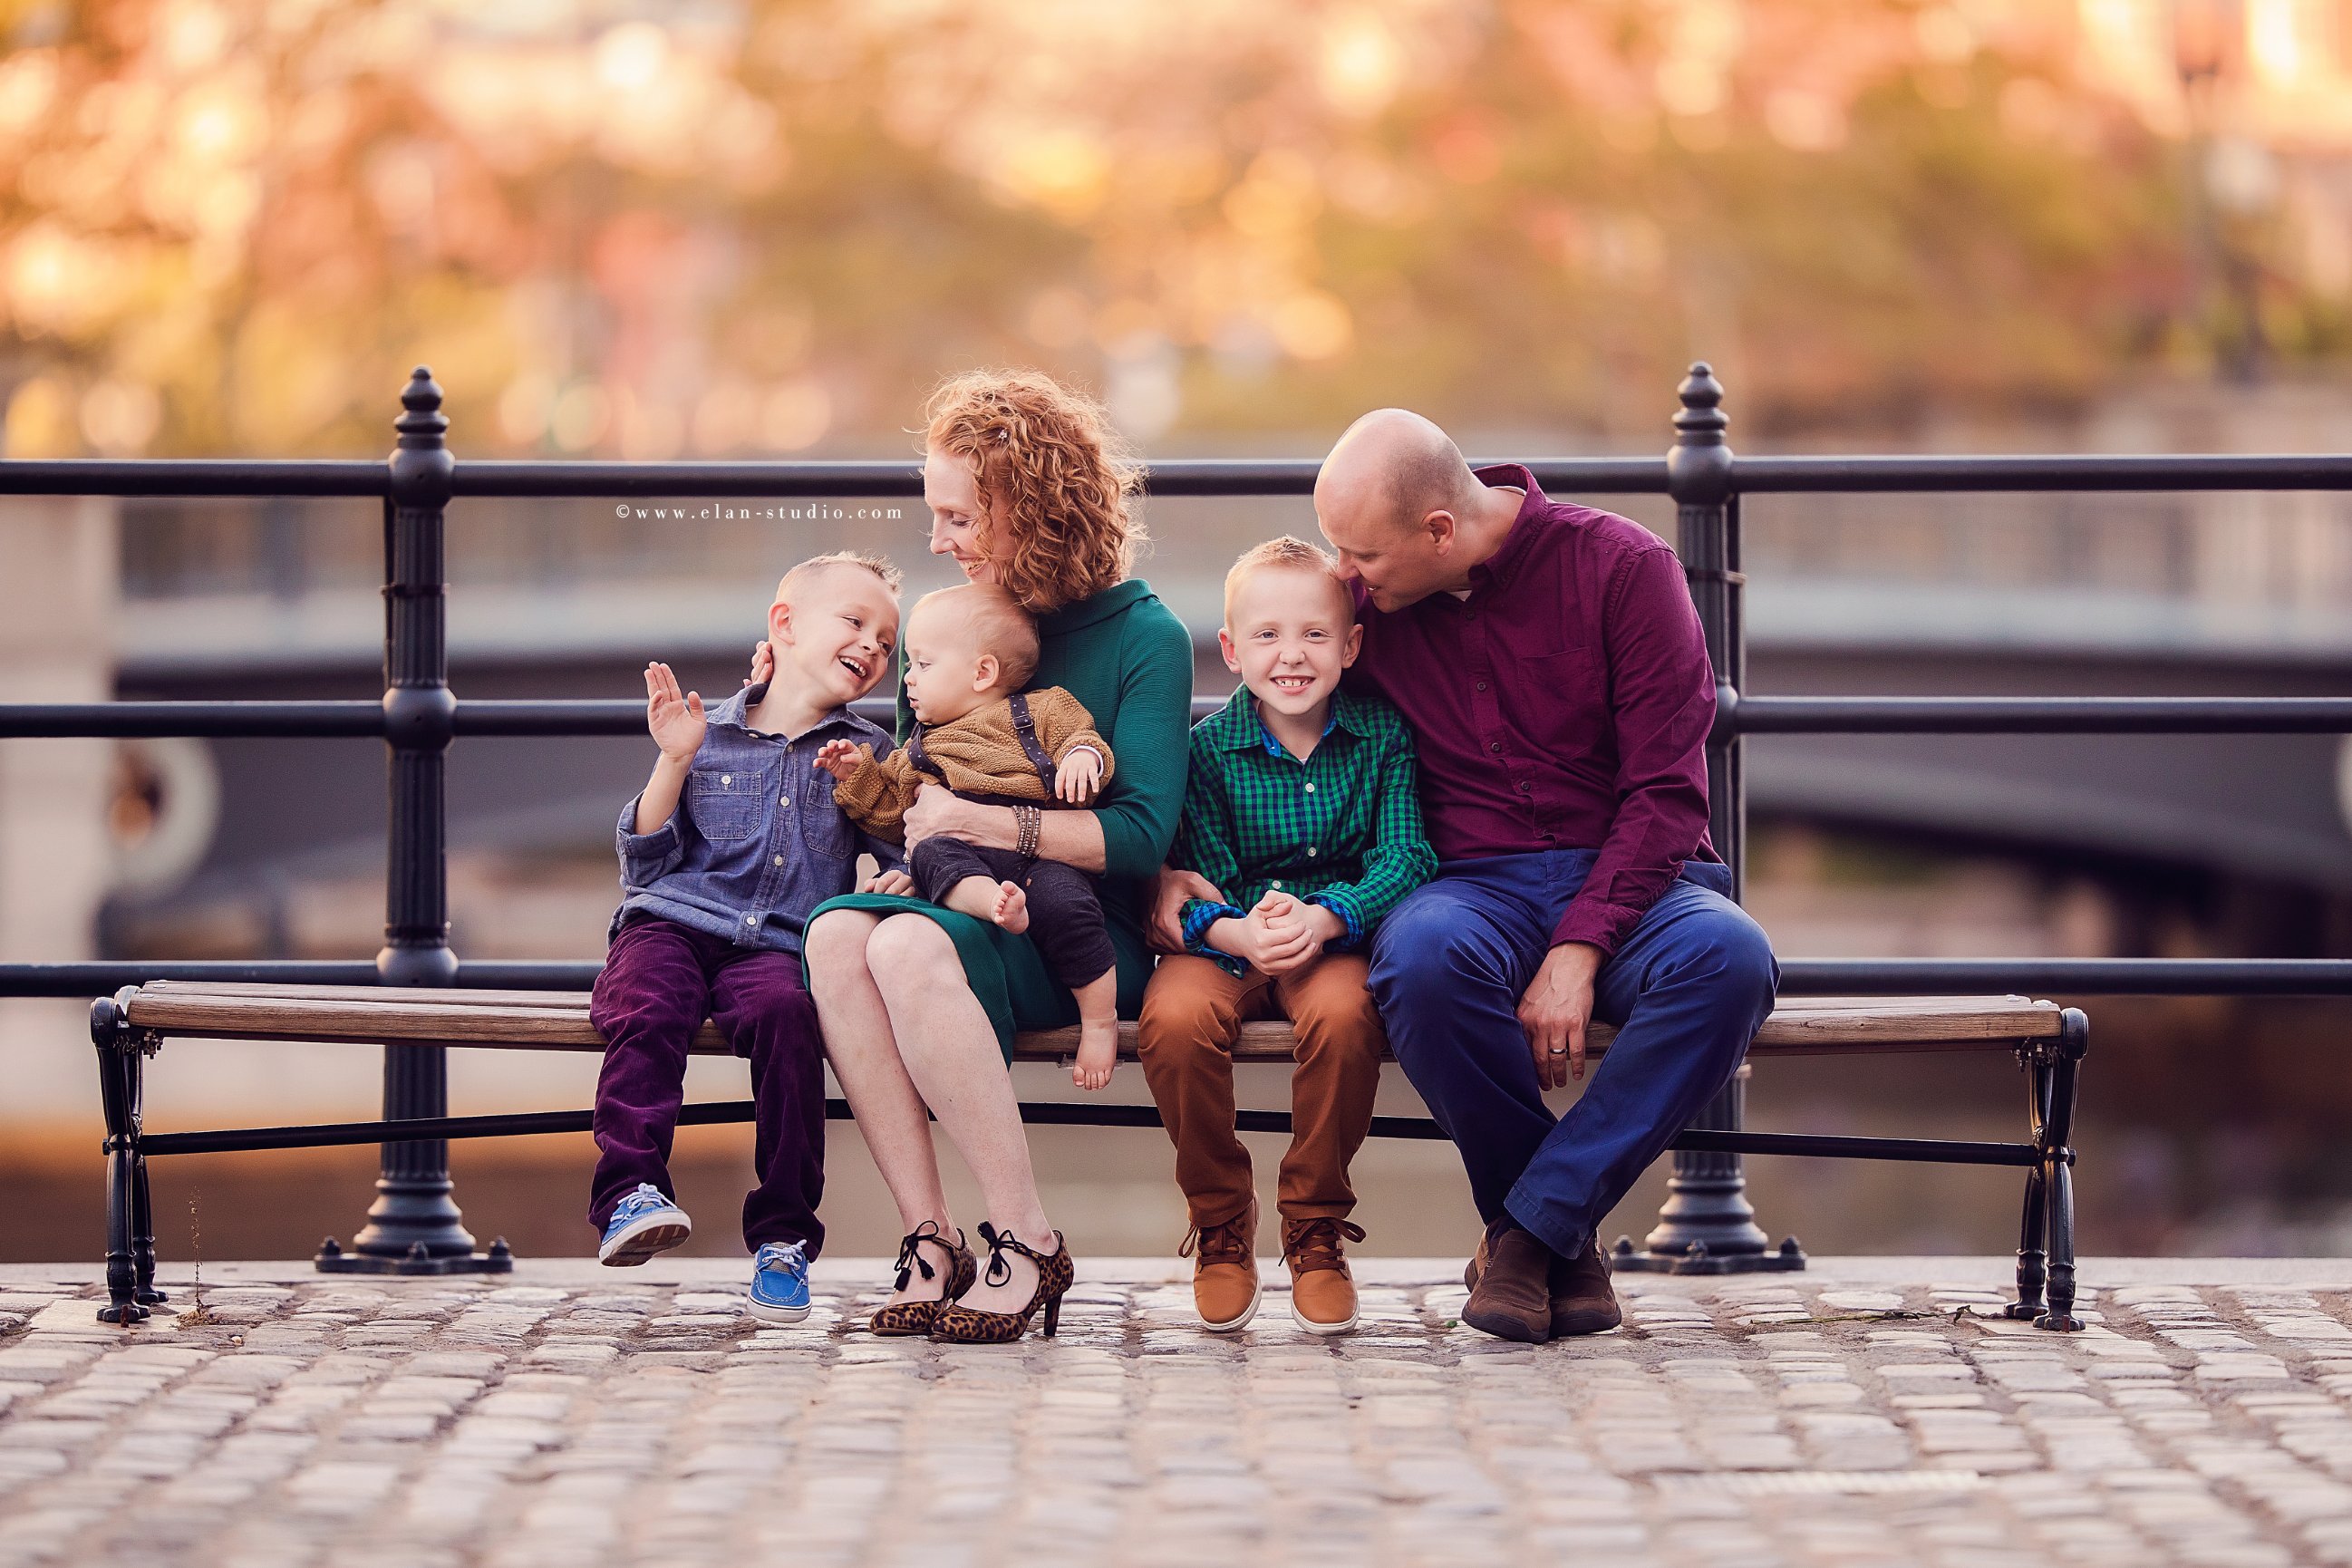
[
  {"x1": 11, "y1": 957, "x2": 2352, "y2": 1001},
  {"x1": 0, "y1": 459, "x2": 387, "y2": 498},
  {"x1": 138, "y1": 1101, "x2": 2032, "y2": 1162},
  {"x1": 0, "y1": 695, "x2": 1227, "y2": 740},
  {"x1": 1780, "y1": 958, "x2": 2352, "y2": 995},
  {"x1": 1670, "y1": 1130, "x2": 2045, "y2": 1166},
  {"x1": 12, "y1": 453, "x2": 2352, "y2": 503},
  {"x1": 1735, "y1": 695, "x2": 2352, "y2": 734},
  {"x1": 1734, "y1": 454, "x2": 2352, "y2": 492},
  {"x1": 0, "y1": 702, "x2": 386, "y2": 739},
  {"x1": 1, "y1": 692, "x2": 2342, "y2": 742}
]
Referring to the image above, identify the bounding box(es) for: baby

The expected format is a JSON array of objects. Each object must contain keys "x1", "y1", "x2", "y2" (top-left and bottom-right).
[{"x1": 816, "y1": 582, "x2": 1122, "y2": 1088}]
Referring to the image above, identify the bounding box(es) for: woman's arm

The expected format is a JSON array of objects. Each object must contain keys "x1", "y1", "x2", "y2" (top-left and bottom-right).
[
  {"x1": 901, "y1": 603, "x2": 1192, "y2": 876},
  {"x1": 904, "y1": 787, "x2": 1109, "y2": 874}
]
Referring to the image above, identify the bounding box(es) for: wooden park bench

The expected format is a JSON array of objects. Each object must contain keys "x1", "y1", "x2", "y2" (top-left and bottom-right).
[{"x1": 87, "y1": 982, "x2": 2088, "y2": 1331}]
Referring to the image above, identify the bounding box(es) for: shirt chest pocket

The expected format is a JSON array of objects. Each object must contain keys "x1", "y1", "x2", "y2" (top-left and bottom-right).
[
  {"x1": 688, "y1": 765, "x2": 768, "y2": 844},
  {"x1": 800, "y1": 773, "x2": 852, "y2": 860},
  {"x1": 1518, "y1": 647, "x2": 1605, "y2": 761}
]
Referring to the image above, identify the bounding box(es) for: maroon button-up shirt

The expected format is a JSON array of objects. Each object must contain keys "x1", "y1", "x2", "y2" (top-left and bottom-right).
[{"x1": 1345, "y1": 464, "x2": 1718, "y2": 958}]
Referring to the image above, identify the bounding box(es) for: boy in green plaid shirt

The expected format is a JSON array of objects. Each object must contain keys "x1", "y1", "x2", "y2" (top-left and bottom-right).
[{"x1": 1137, "y1": 537, "x2": 1437, "y2": 1335}]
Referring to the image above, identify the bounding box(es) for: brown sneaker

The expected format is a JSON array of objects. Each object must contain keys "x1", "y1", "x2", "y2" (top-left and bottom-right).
[
  {"x1": 1282, "y1": 1216, "x2": 1366, "y2": 1336},
  {"x1": 1181, "y1": 1197, "x2": 1260, "y2": 1332},
  {"x1": 1459, "y1": 1217, "x2": 1553, "y2": 1343},
  {"x1": 1548, "y1": 1235, "x2": 1622, "y2": 1337}
]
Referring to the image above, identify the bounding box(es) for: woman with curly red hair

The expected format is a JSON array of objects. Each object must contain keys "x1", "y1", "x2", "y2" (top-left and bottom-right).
[{"x1": 800, "y1": 370, "x2": 1193, "y2": 1342}]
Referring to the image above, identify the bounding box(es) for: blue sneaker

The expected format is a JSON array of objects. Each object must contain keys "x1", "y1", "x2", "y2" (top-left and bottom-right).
[
  {"x1": 598, "y1": 1182, "x2": 691, "y2": 1266},
  {"x1": 749, "y1": 1240, "x2": 812, "y2": 1323}
]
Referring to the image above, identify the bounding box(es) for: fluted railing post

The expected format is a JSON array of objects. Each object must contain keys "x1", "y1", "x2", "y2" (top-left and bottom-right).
[
  {"x1": 319, "y1": 368, "x2": 507, "y2": 1275},
  {"x1": 1616, "y1": 363, "x2": 1800, "y2": 1275}
]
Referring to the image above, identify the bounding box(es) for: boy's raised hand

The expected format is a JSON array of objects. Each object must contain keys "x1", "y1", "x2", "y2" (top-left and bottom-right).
[
  {"x1": 813, "y1": 738, "x2": 862, "y2": 781},
  {"x1": 644, "y1": 663, "x2": 705, "y2": 761},
  {"x1": 1054, "y1": 747, "x2": 1103, "y2": 804}
]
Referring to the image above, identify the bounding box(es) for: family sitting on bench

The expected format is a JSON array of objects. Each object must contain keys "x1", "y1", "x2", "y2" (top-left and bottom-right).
[{"x1": 586, "y1": 368, "x2": 1780, "y2": 1346}]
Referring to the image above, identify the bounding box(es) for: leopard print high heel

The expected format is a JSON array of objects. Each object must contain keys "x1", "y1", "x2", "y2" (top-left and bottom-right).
[
  {"x1": 930, "y1": 1223, "x2": 1074, "y2": 1344},
  {"x1": 866, "y1": 1222, "x2": 977, "y2": 1336}
]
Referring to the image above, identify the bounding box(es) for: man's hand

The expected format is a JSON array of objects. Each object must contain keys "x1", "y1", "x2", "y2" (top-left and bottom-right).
[
  {"x1": 645, "y1": 663, "x2": 706, "y2": 761},
  {"x1": 902, "y1": 782, "x2": 982, "y2": 851},
  {"x1": 1253, "y1": 895, "x2": 1346, "y2": 976},
  {"x1": 1518, "y1": 942, "x2": 1603, "y2": 1090},
  {"x1": 744, "y1": 639, "x2": 774, "y2": 688},
  {"x1": 1148, "y1": 866, "x2": 1224, "y2": 953},
  {"x1": 814, "y1": 738, "x2": 861, "y2": 782},
  {"x1": 857, "y1": 868, "x2": 916, "y2": 896},
  {"x1": 1054, "y1": 747, "x2": 1104, "y2": 804}
]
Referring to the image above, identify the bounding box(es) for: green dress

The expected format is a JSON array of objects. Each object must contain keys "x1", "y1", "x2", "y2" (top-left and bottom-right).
[{"x1": 802, "y1": 577, "x2": 1194, "y2": 1060}]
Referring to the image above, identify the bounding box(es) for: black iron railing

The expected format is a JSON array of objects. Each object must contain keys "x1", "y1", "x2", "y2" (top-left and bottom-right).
[{"x1": 5, "y1": 363, "x2": 2350, "y2": 1275}]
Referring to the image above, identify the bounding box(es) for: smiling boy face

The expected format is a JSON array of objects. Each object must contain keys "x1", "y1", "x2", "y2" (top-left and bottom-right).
[
  {"x1": 1219, "y1": 559, "x2": 1361, "y2": 721},
  {"x1": 768, "y1": 561, "x2": 900, "y2": 710}
]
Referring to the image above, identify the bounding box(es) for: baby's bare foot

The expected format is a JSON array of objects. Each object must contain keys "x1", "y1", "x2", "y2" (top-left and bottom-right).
[{"x1": 991, "y1": 880, "x2": 1031, "y2": 934}]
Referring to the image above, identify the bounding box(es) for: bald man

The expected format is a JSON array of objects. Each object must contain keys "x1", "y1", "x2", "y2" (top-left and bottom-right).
[{"x1": 1280, "y1": 410, "x2": 1774, "y2": 1341}]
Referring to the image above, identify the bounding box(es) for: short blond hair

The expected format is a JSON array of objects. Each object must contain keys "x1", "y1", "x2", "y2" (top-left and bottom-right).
[
  {"x1": 775, "y1": 549, "x2": 902, "y2": 606},
  {"x1": 914, "y1": 582, "x2": 1040, "y2": 692},
  {"x1": 1222, "y1": 536, "x2": 1353, "y2": 625}
]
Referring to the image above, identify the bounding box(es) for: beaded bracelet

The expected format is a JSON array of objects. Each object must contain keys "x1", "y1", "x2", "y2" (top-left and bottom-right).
[{"x1": 1014, "y1": 804, "x2": 1041, "y2": 860}]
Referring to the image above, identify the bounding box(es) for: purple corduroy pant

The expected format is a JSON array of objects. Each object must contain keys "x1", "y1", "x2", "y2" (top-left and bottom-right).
[{"x1": 586, "y1": 915, "x2": 827, "y2": 1254}]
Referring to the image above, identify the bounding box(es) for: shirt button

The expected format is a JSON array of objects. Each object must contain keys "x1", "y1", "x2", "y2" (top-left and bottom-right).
[
  {"x1": 1303, "y1": 782, "x2": 1316, "y2": 794},
  {"x1": 773, "y1": 856, "x2": 785, "y2": 867},
  {"x1": 1488, "y1": 740, "x2": 1503, "y2": 753},
  {"x1": 1271, "y1": 880, "x2": 1283, "y2": 891},
  {"x1": 1306, "y1": 847, "x2": 1318, "y2": 858},
  {"x1": 744, "y1": 915, "x2": 758, "y2": 924},
  {"x1": 721, "y1": 774, "x2": 732, "y2": 785},
  {"x1": 1518, "y1": 781, "x2": 1532, "y2": 793},
  {"x1": 779, "y1": 794, "x2": 790, "y2": 808},
  {"x1": 1475, "y1": 681, "x2": 1489, "y2": 692}
]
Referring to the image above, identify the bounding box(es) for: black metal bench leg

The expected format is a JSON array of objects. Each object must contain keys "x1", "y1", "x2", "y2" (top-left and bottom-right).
[
  {"x1": 2036, "y1": 1009, "x2": 2089, "y2": 1333},
  {"x1": 2004, "y1": 1051, "x2": 2053, "y2": 1321},
  {"x1": 91, "y1": 998, "x2": 148, "y2": 1325},
  {"x1": 129, "y1": 1047, "x2": 165, "y2": 1307}
]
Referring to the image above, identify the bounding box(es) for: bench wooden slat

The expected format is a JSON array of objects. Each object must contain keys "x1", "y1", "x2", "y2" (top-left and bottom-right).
[{"x1": 122, "y1": 981, "x2": 2060, "y2": 1061}]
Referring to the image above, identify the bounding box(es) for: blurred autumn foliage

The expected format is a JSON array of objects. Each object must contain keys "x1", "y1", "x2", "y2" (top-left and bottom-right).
[{"x1": 2, "y1": 0, "x2": 2347, "y2": 460}]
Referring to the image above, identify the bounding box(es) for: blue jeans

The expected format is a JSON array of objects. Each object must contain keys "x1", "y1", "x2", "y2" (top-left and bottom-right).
[{"x1": 1367, "y1": 850, "x2": 1779, "y2": 1257}]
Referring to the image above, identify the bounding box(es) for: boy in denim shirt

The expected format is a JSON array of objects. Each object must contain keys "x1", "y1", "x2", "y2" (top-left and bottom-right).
[{"x1": 589, "y1": 551, "x2": 904, "y2": 1321}]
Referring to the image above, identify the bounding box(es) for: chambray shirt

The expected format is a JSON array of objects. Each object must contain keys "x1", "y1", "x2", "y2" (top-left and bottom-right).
[
  {"x1": 612, "y1": 682, "x2": 902, "y2": 957},
  {"x1": 1346, "y1": 463, "x2": 1720, "y2": 959}
]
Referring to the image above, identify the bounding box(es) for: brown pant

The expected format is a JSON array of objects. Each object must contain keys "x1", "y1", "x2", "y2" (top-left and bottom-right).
[{"x1": 1137, "y1": 952, "x2": 1386, "y2": 1231}]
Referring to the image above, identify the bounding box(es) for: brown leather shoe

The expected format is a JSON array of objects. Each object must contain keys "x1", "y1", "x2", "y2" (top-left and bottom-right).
[
  {"x1": 1459, "y1": 1217, "x2": 1553, "y2": 1343},
  {"x1": 1548, "y1": 1235, "x2": 1622, "y2": 1337},
  {"x1": 1182, "y1": 1197, "x2": 1260, "y2": 1332},
  {"x1": 1282, "y1": 1216, "x2": 1365, "y2": 1335}
]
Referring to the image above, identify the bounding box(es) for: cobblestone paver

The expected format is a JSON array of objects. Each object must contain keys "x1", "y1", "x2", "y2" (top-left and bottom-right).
[{"x1": 9, "y1": 1259, "x2": 2352, "y2": 1565}]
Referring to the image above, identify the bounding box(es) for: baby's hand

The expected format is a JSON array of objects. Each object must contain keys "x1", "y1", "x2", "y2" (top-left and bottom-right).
[
  {"x1": 1055, "y1": 747, "x2": 1104, "y2": 804},
  {"x1": 814, "y1": 738, "x2": 861, "y2": 780},
  {"x1": 1072, "y1": 1035, "x2": 1117, "y2": 1091},
  {"x1": 745, "y1": 639, "x2": 774, "y2": 688},
  {"x1": 645, "y1": 663, "x2": 706, "y2": 761}
]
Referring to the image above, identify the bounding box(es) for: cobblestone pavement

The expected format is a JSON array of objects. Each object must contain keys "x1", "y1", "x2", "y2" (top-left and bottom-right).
[{"x1": 11, "y1": 1258, "x2": 2352, "y2": 1567}]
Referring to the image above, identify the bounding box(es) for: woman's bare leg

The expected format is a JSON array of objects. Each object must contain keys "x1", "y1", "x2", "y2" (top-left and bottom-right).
[
  {"x1": 804, "y1": 909, "x2": 954, "y2": 1305},
  {"x1": 866, "y1": 914, "x2": 1060, "y2": 1314}
]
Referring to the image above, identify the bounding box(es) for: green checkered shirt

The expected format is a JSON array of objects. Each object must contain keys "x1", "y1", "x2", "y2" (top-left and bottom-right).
[{"x1": 1175, "y1": 685, "x2": 1437, "y2": 973}]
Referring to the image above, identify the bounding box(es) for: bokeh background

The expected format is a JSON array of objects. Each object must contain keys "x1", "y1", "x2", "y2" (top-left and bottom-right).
[{"x1": 3, "y1": 0, "x2": 2350, "y2": 1264}]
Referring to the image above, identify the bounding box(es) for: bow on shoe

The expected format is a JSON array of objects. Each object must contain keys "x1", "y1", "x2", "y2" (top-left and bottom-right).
[
  {"x1": 893, "y1": 1221, "x2": 951, "y2": 1292},
  {"x1": 975, "y1": 1220, "x2": 1020, "y2": 1287}
]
